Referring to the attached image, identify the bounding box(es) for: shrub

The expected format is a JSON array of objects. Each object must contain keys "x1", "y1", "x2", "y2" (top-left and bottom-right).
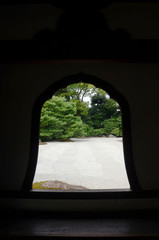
[
  {"x1": 104, "y1": 116, "x2": 122, "y2": 137},
  {"x1": 111, "y1": 127, "x2": 122, "y2": 137},
  {"x1": 93, "y1": 128, "x2": 105, "y2": 137}
]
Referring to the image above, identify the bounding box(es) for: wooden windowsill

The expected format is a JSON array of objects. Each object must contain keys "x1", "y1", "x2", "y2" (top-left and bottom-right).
[{"x1": 1, "y1": 212, "x2": 159, "y2": 239}]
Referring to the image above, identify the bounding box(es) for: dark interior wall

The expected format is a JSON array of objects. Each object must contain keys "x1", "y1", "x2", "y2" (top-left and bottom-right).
[
  {"x1": 0, "y1": 5, "x2": 62, "y2": 40},
  {"x1": 0, "y1": 3, "x2": 159, "y2": 40},
  {"x1": 103, "y1": 3, "x2": 159, "y2": 39},
  {"x1": 0, "y1": 62, "x2": 159, "y2": 192},
  {"x1": 0, "y1": 2, "x2": 159, "y2": 212}
]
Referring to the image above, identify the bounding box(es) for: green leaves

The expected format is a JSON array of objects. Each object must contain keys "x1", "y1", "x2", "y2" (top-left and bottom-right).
[
  {"x1": 104, "y1": 116, "x2": 122, "y2": 137},
  {"x1": 56, "y1": 82, "x2": 96, "y2": 102},
  {"x1": 40, "y1": 83, "x2": 122, "y2": 141},
  {"x1": 88, "y1": 94, "x2": 120, "y2": 130},
  {"x1": 40, "y1": 96, "x2": 85, "y2": 141}
]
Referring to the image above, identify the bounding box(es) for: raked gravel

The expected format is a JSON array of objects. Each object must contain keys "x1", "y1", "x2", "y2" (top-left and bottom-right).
[{"x1": 33, "y1": 137, "x2": 130, "y2": 189}]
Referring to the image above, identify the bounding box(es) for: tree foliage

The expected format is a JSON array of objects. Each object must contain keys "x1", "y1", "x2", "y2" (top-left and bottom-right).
[
  {"x1": 40, "y1": 83, "x2": 122, "y2": 141},
  {"x1": 40, "y1": 96, "x2": 85, "y2": 141},
  {"x1": 55, "y1": 82, "x2": 96, "y2": 102},
  {"x1": 88, "y1": 94, "x2": 120, "y2": 129},
  {"x1": 104, "y1": 116, "x2": 122, "y2": 137}
]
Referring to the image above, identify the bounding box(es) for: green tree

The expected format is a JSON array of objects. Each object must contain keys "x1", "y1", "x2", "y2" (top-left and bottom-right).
[
  {"x1": 88, "y1": 94, "x2": 119, "y2": 129},
  {"x1": 55, "y1": 82, "x2": 96, "y2": 102},
  {"x1": 40, "y1": 83, "x2": 122, "y2": 140},
  {"x1": 55, "y1": 83, "x2": 111, "y2": 124},
  {"x1": 40, "y1": 96, "x2": 85, "y2": 141},
  {"x1": 70, "y1": 99, "x2": 89, "y2": 119},
  {"x1": 104, "y1": 116, "x2": 122, "y2": 137}
]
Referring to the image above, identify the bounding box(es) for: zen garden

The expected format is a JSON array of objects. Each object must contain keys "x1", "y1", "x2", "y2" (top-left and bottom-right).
[{"x1": 33, "y1": 83, "x2": 130, "y2": 190}]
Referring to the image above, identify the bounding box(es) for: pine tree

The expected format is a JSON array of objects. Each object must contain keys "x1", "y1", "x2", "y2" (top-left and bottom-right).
[{"x1": 40, "y1": 96, "x2": 85, "y2": 141}]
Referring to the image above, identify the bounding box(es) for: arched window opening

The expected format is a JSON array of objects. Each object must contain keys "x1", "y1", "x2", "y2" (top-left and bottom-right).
[
  {"x1": 22, "y1": 72, "x2": 140, "y2": 193},
  {"x1": 32, "y1": 82, "x2": 130, "y2": 190}
]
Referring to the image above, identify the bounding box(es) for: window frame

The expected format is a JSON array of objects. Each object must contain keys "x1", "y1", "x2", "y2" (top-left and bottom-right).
[{"x1": 22, "y1": 72, "x2": 141, "y2": 197}]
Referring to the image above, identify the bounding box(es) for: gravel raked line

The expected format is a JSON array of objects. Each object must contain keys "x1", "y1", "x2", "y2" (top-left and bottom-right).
[{"x1": 33, "y1": 137, "x2": 130, "y2": 189}]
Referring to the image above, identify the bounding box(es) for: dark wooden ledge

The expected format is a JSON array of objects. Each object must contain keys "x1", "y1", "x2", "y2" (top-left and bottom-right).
[{"x1": 1, "y1": 211, "x2": 159, "y2": 239}]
